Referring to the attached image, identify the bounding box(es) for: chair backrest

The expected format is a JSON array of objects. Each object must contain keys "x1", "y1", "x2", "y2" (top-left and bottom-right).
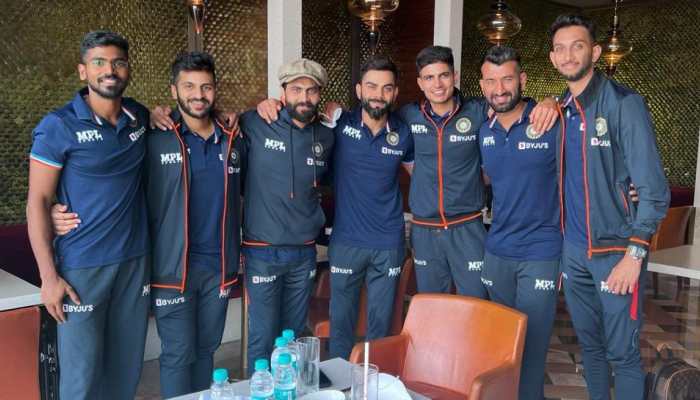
[
  {"x1": 650, "y1": 206, "x2": 695, "y2": 251},
  {"x1": 0, "y1": 305, "x2": 41, "y2": 400},
  {"x1": 399, "y1": 294, "x2": 527, "y2": 396}
]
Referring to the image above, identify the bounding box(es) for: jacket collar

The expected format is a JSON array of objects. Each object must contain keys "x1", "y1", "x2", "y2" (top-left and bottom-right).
[
  {"x1": 562, "y1": 69, "x2": 606, "y2": 109},
  {"x1": 170, "y1": 109, "x2": 223, "y2": 143}
]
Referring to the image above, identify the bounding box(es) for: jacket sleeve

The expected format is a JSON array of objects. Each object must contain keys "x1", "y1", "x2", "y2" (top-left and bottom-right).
[{"x1": 618, "y1": 94, "x2": 670, "y2": 250}]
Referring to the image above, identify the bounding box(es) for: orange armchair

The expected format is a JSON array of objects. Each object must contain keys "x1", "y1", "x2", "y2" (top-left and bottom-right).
[
  {"x1": 0, "y1": 306, "x2": 41, "y2": 400},
  {"x1": 349, "y1": 294, "x2": 527, "y2": 400}
]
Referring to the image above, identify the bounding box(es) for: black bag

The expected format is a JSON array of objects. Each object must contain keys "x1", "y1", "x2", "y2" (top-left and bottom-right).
[
  {"x1": 646, "y1": 343, "x2": 700, "y2": 400},
  {"x1": 39, "y1": 307, "x2": 59, "y2": 400}
]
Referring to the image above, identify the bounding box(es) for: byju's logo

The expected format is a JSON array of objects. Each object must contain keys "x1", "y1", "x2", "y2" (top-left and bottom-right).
[
  {"x1": 63, "y1": 304, "x2": 94, "y2": 312},
  {"x1": 467, "y1": 261, "x2": 483, "y2": 272},
  {"x1": 480, "y1": 277, "x2": 494, "y2": 287},
  {"x1": 381, "y1": 147, "x2": 404, "y2": 156},
  {"x1": 534, "y1": 279, "x2": 555, "y2": 291},
  {"x1": 219, "y1": 288, "x2": 231, "y2": 298},
  {"x1": 155, "y1": 297, "x2": 186, "y2": 307},
  {"x1": 76, "y1": 130, "x2": 103, "y2": 143},
  {"x1": 518, "y1": 142, "x2": 549, "y2": 150},
  {"x1": 388, "y1": 266, "x2": 401, "y2": 278},
  {"x1": 330, "y1": 266, "x2": 352, "y2": 275},
  {"x1": 414, "y1": 259, "x2": 427, "y2": 266},
  {"x1": 252, "y1": 275, "x2": 277, "y2": 284},
  {"x1": 449, "y1": 134, "x2": 477, "y2": 143},
  {"x1": 265, "y1": 138, "x2": 286, "y2": 152},
  {"x1": 129, "y1": 126, "x2": 146, "y2": 142},
  {"x1": 160, "y1": 152, "x2": 183, "y2": 165}
]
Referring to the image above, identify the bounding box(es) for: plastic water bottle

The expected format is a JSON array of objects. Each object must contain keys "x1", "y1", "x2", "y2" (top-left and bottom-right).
[
  {"x1": 208, "y1": 368, "x2": 234, "y2": 400},
  {"x1": 273, "y1": 353, "x2": 296, "y2": 400},
  {"x1": 250, "y1": 359, "x2": 274, "y2": 400},
  {"x1": 270, "y1": 337, "x2": 290, "y2": 376},
  {"x1": 281, "y1": 329, "x2": 299, "y2": 372}
]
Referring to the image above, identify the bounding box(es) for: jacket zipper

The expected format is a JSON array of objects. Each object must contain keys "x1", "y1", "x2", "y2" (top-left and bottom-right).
[{"x1": 420, "y1": 101, "x2": 459, "y2": 229}]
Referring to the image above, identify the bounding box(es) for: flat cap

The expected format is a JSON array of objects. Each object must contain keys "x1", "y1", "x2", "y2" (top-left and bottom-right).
[{"x1": 278, "y1": 58, "x2": 328, "y2": 88}]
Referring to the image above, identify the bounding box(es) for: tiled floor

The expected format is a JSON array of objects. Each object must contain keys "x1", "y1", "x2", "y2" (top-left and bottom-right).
[{"x1": 136, "y1": 275, "x2": 700, "y2": 400}]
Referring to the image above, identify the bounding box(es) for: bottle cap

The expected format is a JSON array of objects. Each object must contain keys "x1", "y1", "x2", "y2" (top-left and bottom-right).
[
  {"x1": 282, "y1": 329, "x2": 295, "y2": 341},
  {"x1": 254, "y1": 359, "x2": 269, "y2": 371},
  {"x1": 213, "y1": 368, "x2": 228, "y2": 383},
  {"x1": 274, "y1": 337, "x2": 288, "y2": 347}
]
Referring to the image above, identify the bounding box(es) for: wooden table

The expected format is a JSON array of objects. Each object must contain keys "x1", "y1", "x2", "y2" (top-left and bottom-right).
[{"x1": 648, "y1": 244, "x2": 700, "y2": 280}]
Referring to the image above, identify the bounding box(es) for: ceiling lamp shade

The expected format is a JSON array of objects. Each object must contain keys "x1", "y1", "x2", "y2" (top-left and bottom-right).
[
  {"x1": 347, "y1": 0, "x2": 400, "y2": 52},
  {"x1": 600, "y1": 0, "x2": 632, "y2": 76},
  {"x1": 477, "y1": 0, "x2": 522, "y2": 45}
]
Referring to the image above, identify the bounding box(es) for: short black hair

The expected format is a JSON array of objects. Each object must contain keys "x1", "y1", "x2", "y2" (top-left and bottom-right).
[
  {"x1": 482, "y1": 45, "x2": 522, "y2": 71},
  {"x1": 170, "y1": 51, "x2": 216, "y2": 85},
  {"x1": 549, "y1": 14, "x2": 597, "y2": 43},
  {"x1": 416, "y1": 45, "x2": 454, "y2": 74},
  {"x1": 80, "y1": 30, "x2": 129, "y2": 62},
  {"x1": 360, "y1": 55, "x2": 399, "y2": 83}
]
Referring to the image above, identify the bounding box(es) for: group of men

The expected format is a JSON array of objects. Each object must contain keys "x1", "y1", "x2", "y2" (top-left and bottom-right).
[{"x1": 27, "y1": 12, "x2": 668, "y2": 400}]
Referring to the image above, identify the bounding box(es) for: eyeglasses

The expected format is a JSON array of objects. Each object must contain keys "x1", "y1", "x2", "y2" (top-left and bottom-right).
[{"x1": 87, "y1": 58, "x2": 129, "y2": 69}]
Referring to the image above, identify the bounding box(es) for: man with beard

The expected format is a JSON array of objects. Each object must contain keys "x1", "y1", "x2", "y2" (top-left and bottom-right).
[
  {"x1": 143, "y1": 52, "x2": 242, "y2": 398},
  {"x1": 255, "y1": 56, "x2": 413, "y2": 360},
  {"x1": 399, "y1": 46, "x2": 559, "y2": 297},
  {"x1": 26, "y1": 31, "x2": 150, "y2": 400},
  {"x1": 549, "y1": 15, "x2": 668, "y2": 399},
  {"x1": 477, "y1": 45, "x2": 561, "y2": 400},
  {"x1": 325, "y1": 56, "x2": 413, "y2": 359},
  {"x1": 239, "y1": 58, "x2": 334, "y2": 373}
]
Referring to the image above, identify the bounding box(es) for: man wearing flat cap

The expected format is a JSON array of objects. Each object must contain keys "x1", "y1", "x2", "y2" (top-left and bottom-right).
[{"x1": 238, "y1": 58, "x2": 334, "y2": 373}]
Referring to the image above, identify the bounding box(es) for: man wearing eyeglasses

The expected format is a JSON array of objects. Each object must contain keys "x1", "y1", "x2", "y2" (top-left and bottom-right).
[{"x1": 26, "y1": 31, "x2": 150, "y2": 400}]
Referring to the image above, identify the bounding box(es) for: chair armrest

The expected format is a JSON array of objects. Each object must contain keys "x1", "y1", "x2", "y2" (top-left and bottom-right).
[
  {"x1": 349, "y1": 334, "x2": 409, "y2": 377},
  {"x1": 468, "y1": 363, "x2": 520, "y2": 400}
]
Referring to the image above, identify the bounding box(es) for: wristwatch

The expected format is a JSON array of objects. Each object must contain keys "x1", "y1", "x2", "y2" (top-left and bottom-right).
[{"x1": 626, "y1": 245, "x2": 647, "y2": 261}]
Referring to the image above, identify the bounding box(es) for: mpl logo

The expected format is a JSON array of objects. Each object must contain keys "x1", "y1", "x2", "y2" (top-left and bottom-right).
[
  {"x1": 562, "y1": 272, "x2": 569, "y2": 280},
  {"x1": 342, "y1": 125, "x2": 362, "y2": 140},
  {"x1": 480, "y1": 277, "x2": 494, "y2": 287},
  {"x1": 63, "y1": 304, "x2": 95, "y2": 312},
  {"x1": 142, "y1": 284, "x2": 151, "y2": 297},
  {"x1": 76, "y1": 129, "x2": 103, "y2": 143},
  {"x1": 518, "y1": 142, "x2": 549, "y2": 150},
  {"x1": 219, "y1": 288, "x2": 231, "y2": 299},
  {"x1": 414, "y1": 259, "x2": 427, "y2": 266},
  {"x1": 467, "y1": 261, "x2": 483, "y2": 271},
  {"x1": 155, "y1": 296, "x2": 186, "y2": 307},
  {"x1": 160, "y1": 152, "x2": 183, "y2": 165},
  {"x1": 600, "y1": 281, "x2": 612, "y2": 293},
  {"x1": 129, "y1": 126, "x2": 146, "y2": 142},
  {"x1": 534, "y1": 279, "x2": 556, "y2": 291},
  {"x1": 330, "y1": 266, "x2": 352, "y2": 275},
  {"x1": 265, "y1": 138, "x2": 286, "y2": 152},
  {"x1": 590, "y1": 137, "x2": 611, "y2": 147},
  {"x1": 309, "y1": 269, "x2": 317, "y2": 280},
  {"x1": 252, "y1": 275, "x2": 277, "y2": 284},
  {"x1": 449, "y1": 134, "x2": 477, "y2": 143},
  {"x1": 387, "y1": 266, "x2": 401, "y2": 278},
  {"x1": 482, "y1": 136, "x2": 496, "y2": 147},
  {"x1": 411, "y1": 124, "x2": 428, "y2": 134}
]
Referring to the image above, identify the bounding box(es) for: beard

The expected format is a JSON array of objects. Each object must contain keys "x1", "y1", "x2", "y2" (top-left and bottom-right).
[
  {"x1": 559, "y1": 57, "x2": 594, "y2": 82},
  {"x1": 361, "y1": 97, "x2": 391, "y2": 120},
  {"x1": 488, "y1": 85, "x2": 522, "y2": 113},
  {"x1": 176, "y1": 95, "x2": 214, "y2": 119},
  {"x1": 88, "y1": 74, "x2": 128, "y2": 99},
  {"x1": 286, "y1": 100, "x2": 318, "y2": 123}
]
